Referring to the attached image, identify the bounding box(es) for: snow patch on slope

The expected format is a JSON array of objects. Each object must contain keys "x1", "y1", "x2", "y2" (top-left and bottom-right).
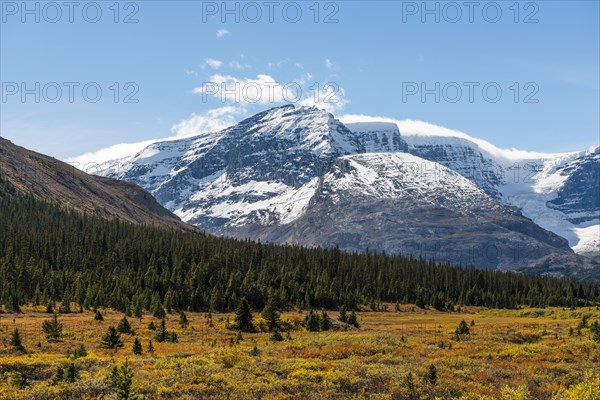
[
  {"x1": 328, "y1": 152, "x2": 493, "y2": 209},
  {"x1": 176, "y1": 176, "x2": 320, "y2": 226},
  {"x1": 340, "y1": 114, "x2": 576, "y2": 162}
]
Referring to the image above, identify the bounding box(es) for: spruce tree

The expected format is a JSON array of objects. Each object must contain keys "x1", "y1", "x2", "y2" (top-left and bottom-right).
[
  {"x1": 73, "y1": 344, "x2": 87, "y2": 359},
  {"x1": 101, "y1": 326, "x2": 124, "y2": 350},
  {"x1": 270, "y1": 328, "x2": 284, "y2": 341},
  {"x1": 320, "y1": 311, "x2": 332, "y2": 331},
  {"x1": 235, "y1": 298, "x2": 254, "y2": 332},
  {"x1": 347, "y1": 311, "x2": 360, "y2": 328},
  {"x1": 42, "y1": 314, "x2": 63, "y2": 342},
  {"x1": 338, "y1": 305, "x2": 348, "y2": 323},
  {"x1": 154, "y1": 319, "x2": 169, "y2": 342},
  {"x1": 94, "y1": 310, "x2": 104, "y2": 321},
  {"x1": 151, "y1": 294, "x2": 165, "y2": 319},
  {"x1": 591, "y1": 320, "x2": 600, "y2": 343},
  {"x1": 133, "y1": 301, "x2": 143, "y2": 318},
  {"x1": 51, "y1": 366, "x2": 64, "y2": 385},
  {"x1": 117, "y1": 316, "x2": 134, "y2": 335},
  {"x1": 10, "y1": 327, "x2": 25, "y2": 352},
  {"x1": 261, "y1": 296, "x2": 280, "y2": 331},
  {"x1": 179, "y1": 311, "x2": 189, "y2": 328},
  {"x1": 401, "y1": 372, "x2": 414, "y2": 390},
  {"x1": 423, "y1": 364, "x2": 438, "y2": 385},
  {"x1": 132, "y1": 337, "x2": 143, "y2": 355},
  {"x1": 455, "y1": 320, "x2": 470, "y2": 335},
  {"x1": 305, "y1": 310, "x2": 320, "y2": 332},
  {"x1": 65, "y1": 363, "x2": 78, "y2": 383},
  {"x1": 108, "y1": 358, "x2": 135, "y2": 400},
  {"x1": 59, "y1": 289, "x2": 72, "y2": 313},
  {"x1": 10, "y1": 371, "x2": 30, "y2": 389}
]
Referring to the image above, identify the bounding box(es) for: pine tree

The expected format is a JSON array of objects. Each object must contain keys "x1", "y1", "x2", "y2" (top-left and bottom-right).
[
  {"x1": 148, "y1": 321, "x2": 156, "y2": 331},
  {"x1": 101, "y1": 326, "x2": 124, "y2": 350},
  {"x1": 270, "y1": 328, "x2": 284, "y2": 341},
  {"x1": 108, "y1": 358, "x2": 134, "y2": 400},
  {"x1": 133, "y1": 300, "x2": 143, "y2": 318},
  {"x1": 347, "y1": 311, "x2": 360, "y2": 328},
  {"x1": 73, "y1": 344, "x2": 87, "y2": 359},
  {"x1": 10, "y1": 328, "x2": 25, "y2": 352},
  {"x1": 423, "y1": 364, "x2": 437, "y2": 385},
  {"x1": 338, "y1": 305, "x2": 348, "y2": 323},
  {"x1": 65, "y1": 363, "x2": 78, "y2": 383},
  {"x1": 179, "y1": 311, "x2": 189, "y2": 328},
  {"x1": 59, "y1": 289, "x2": 72, "y2": 313},
  {"x1": 51, "y1": 366, "x2": 64, "y2": 385},
  {"x1": 591, "y1": 320, "x2": 600, "y2": 343},
  {"x1": 147, "y1": 340, "x2": 155, "y2": 355},
  {"x1": 305, "y1": 310, "x2": 320, "y2": 332},
  {"x1": 154, "y1": 319, "x2": 169, "y2": 342},
  {"x1": 235, "y1": 298, "x2": 254, "y2": 332},
  {"x1": 261, "y1": 296, "x2": 280, "y2": 331},
  {"x1": 401, "y1": 372, "x2": 415, "y2": 390},
  {"x1": 94, "y1": 310, "x2": 104, "y2": 321},
  {"x1": 132, "y1": 337, "x2": 143, "y2": 355},
  {"x1": 10, "y1": 371, "x2": 30, "y2": 389},
  {"x1": 415, "y1": 288, "x2": 426, "y2": 308},
  {"x1": 151, "y1": 294, "x2": 165, "y2": 319},
  {"x1": 42, "y1": 314, "x2": 63, "y2": 342},
  {"x1": 455, "y1": 320, "x2": 470, "y2": 335},
  {"x1": 117, "y1": 316, "x2": 134, "y2": 335},
  {"x1": 320, "y1": 311, "x2": 332, "y2": 331}
]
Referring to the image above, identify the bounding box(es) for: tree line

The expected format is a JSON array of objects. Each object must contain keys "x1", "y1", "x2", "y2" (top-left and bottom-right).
[{"x1": 1, "y1": 176, "x2": 599, "y2": 314}]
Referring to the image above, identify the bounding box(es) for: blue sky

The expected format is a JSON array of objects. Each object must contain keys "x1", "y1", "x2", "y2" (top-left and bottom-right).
[{"x1": 1, "y1": 0, "x2": 598, "y2": 159}]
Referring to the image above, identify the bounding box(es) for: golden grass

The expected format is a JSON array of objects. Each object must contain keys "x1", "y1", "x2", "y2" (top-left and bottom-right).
[{"x1": 0, "y1": 305, "x2": 599, "y2": 399}]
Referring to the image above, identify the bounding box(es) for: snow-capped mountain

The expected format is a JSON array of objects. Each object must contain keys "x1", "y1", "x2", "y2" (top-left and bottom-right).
[
  {"x1": 87, "y1": 105, "x2": 599, "y2": 278},
  {"x1": 344, "y1": 121, "x2": 599, "y2": 260}
]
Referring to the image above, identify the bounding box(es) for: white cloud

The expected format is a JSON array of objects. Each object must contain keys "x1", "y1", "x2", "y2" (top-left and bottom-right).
[
  {"x1": 325, "y1": 58, "x2": 341, "y2": 70},
  {"x1": 338, "y1": 114, "x2": 572, "y2": 161},
  {"x1": 268, "y1": 59, "x2": 290, "y2": 69},
  {"x1": 171, "y1": 106, "x2": 246, "y2": 137},
  {"x1": 194, "y1": 72, "x2": 348, "y2": 113},
  {"x1": 194, "y1": 74, "x2": 289, "y2": 104},
  {"x1": 203, "y1": 58, "x2": 223, "y2": 70},
  {"x1": 65, "y1": 140, "x2": 157, "y2": 168},
  {"x1": 65, "y1": 107, "x2": 246, "y2": 168},
  {"x1": 299, "y1": 83, "x2": 348, "y2": 113},
  {"x1": 216, "y1": 29, "x2": 231, "y2": 38},
  {"x1": 229, "y1": 61, "x2": 251, "y2": 70}
]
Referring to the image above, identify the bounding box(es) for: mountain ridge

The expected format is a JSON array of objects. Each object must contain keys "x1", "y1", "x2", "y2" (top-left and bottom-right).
[
  {"x1": 0, "y1": 137, "x2": 194, "y2": 232},
  {"x1": 67, "y1": 105, "x2": 599, "y2": 278}
]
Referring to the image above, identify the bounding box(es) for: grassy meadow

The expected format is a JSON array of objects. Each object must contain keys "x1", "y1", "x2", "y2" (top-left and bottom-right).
[{"x1": 0, "y1": 305, "x2": 599, "y2": 399}]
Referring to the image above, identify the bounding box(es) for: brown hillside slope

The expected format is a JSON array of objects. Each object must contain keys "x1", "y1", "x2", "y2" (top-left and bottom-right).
[{"x1": 0, "y1": 137, "x2": 195, "y2": 231}]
